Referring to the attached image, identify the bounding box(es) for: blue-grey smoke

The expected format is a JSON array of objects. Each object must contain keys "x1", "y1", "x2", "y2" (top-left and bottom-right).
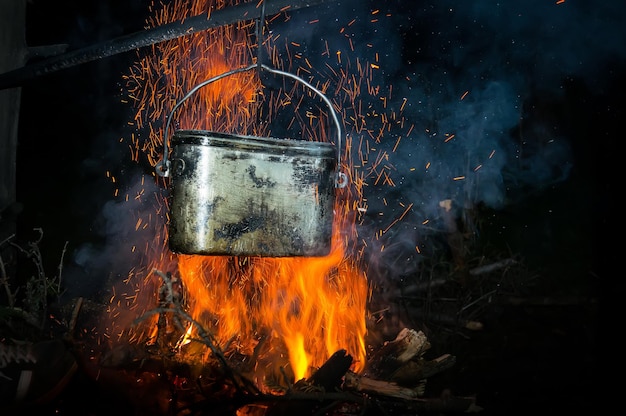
[
  {"x1": 275, "y1": 0, "x2": 623, "y2": 276},
  {"x1": 58, "y1": 0, "x2": 624, "y2": 294}
]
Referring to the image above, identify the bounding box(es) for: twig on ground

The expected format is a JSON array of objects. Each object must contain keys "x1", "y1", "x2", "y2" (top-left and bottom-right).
[{"x1": 469, "y1": 258, "x2": 517, "y2": 276}]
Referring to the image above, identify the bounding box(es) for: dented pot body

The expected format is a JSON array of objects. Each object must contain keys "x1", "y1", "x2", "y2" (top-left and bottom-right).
[{"x1": 168, "y1": 130, "x2": 337, "y2": 257}]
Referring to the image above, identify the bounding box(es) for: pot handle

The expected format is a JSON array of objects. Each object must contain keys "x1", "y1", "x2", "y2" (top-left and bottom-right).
[{"x1": 155, "y1": 63, "x2": 347, "y2": 188}]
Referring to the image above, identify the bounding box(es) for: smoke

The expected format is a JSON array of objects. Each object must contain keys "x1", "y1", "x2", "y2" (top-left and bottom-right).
[
  {"x1": 64, "y1": 170, "x2": 166, "y2": 300},
  {"x1": 273, "y1": 0, "x2": 624, "y2": 277},
  {"x1": 55, "y1": 0, "x2": 623, "y2": 295}
]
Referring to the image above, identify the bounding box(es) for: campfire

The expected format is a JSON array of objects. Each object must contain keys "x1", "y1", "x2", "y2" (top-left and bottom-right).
[
  {"x1": 109, "y1": 0, "x2": 370, "y2": 384},
  {"x1": 4, "y1": 1, "x2": 497, "y2": 414},
  {"x1": 1, "y1": 0, "x2": 605, "y2": 414},
  {"x1": 63, "y1": 1, "x2": 477, "y2": 413}
]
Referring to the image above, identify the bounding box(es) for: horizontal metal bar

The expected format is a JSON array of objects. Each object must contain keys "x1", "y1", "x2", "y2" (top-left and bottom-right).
[{"x1": 0, "y1": 0, "x2": 330, "y2": 90}]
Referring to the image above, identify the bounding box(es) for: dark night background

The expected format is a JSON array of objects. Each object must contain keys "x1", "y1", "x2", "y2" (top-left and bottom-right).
[{"x1": 9, "y1": 0, "x2": 620, "y2": 414}]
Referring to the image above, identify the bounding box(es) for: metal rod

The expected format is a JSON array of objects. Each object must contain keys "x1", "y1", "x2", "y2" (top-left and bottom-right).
[{"x1": 0, "y1": 0, "x2": 331, "y2": 90}]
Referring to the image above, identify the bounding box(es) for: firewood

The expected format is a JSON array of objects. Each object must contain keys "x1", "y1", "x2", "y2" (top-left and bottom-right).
[
  {"x1": 344, "y1": 372, "x2": 482, "y2": 413},
  {"x1": 344, "y1": 371, "x2": 421, "y2": 400},
  {"x1": 300, "y1": 349, "x2": 353, "y2": 391},
  {"x1": 390, "y1": 353, "x2": 456, "y2": 385},
  {"x1": 366, "y1": 328, "x2": 430, "y2": 378}
]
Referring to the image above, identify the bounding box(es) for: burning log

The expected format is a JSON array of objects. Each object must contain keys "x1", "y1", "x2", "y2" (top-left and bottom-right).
[
  {"x1": 250, "y1": 337, "x2": 475, "y2": 415},
  {"x1": 86, "y1": 284, "x2": 475, "y2": 415},
  {"x1": 298, "y1": 349, "x2": 353, "y2": 392},
  {"x1": 66, "y1": 269, "x2": 475, "y2": 415},
  {"x1": 56, "y1": 292, "x2": 480, "y2": 416}
]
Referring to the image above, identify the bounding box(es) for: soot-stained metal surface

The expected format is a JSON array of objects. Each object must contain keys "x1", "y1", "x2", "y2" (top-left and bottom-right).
[{"x1": 168, "y1": 131, "x2": 336, "y2": 257}]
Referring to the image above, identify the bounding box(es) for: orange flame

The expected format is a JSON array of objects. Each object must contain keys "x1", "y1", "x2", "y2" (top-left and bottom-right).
[
  {"x1": 177, "y1": 224, "x2": 368, "y2": 380},
  {"x1": 109, "y1": 0, "x2": 391, "y2": 385}
]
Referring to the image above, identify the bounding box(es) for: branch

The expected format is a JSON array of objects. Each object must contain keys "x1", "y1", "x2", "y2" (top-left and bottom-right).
[
  {"x1": 136, "y1": 269, "x2": 261, "y2": 396},
  {"x1": 468, "y1": 258, "x2": 517, "y2": 276},
  {"x1": 0, "y1": 233, "x2": 17, "y2": 307}
]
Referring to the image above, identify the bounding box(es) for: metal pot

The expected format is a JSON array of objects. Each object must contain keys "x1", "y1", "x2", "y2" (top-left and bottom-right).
[
  {"x1": 167, "y1": 131, "x2": 336, "y2": 256},
  {"x1": 155, "y1": 64, "x2": 347, "y2": 257}
]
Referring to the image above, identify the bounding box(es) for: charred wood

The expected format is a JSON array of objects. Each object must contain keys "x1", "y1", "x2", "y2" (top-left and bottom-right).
[
  {"x1": 366, "y1": 328, "x2": 430, "y2": 379},
  {"x1": 343, "y1": 372, "x2": 481, "y2": 413},
  {"x1": 389, "y1": 353, "x2": 456, "y2": 385},
  {"x1": 300, "y1": 349, "x2": 353, "y2": 392}
]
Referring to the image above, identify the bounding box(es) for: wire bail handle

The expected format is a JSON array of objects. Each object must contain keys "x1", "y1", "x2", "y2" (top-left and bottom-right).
[{"x1": 154, "y1": 63, "x2": 348, "y2": 188}]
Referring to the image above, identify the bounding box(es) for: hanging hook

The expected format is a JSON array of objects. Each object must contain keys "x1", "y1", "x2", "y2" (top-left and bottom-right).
[{"x1": 256, "y1": 0, "x2": 267, "y2": 77}]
